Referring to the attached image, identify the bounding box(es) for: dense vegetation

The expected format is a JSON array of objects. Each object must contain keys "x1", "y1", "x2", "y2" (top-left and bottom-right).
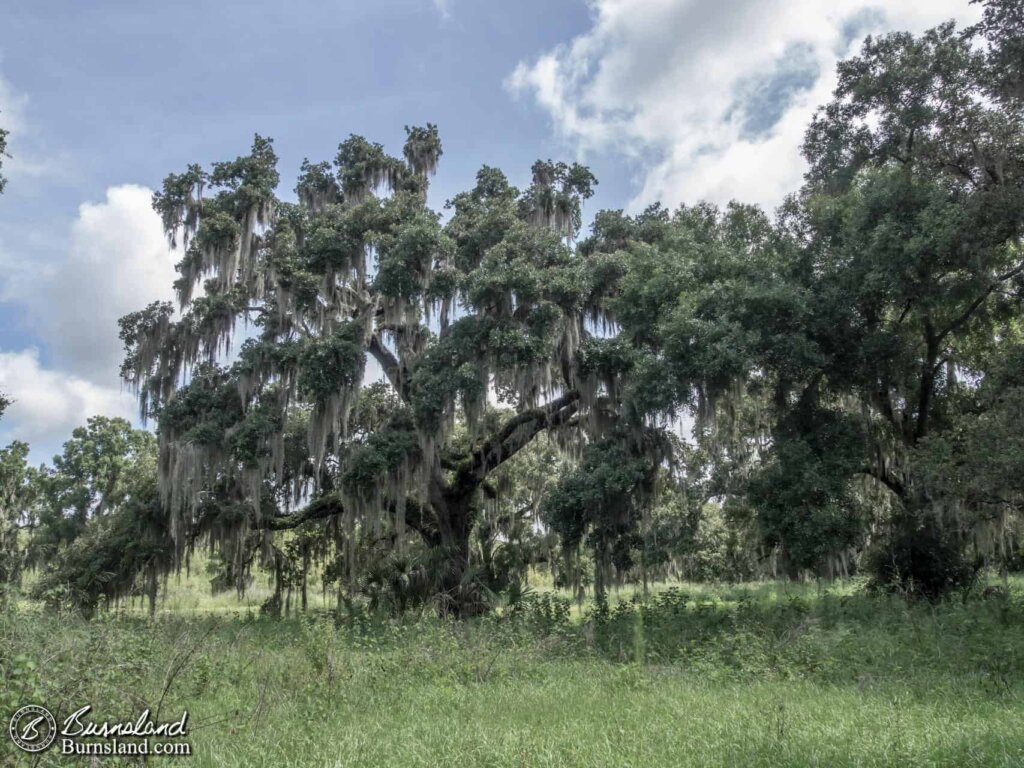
[
  {"x1": 2, "y1": 0, "x2": 1024, "y2": 619},
  {"x1": 3, "y1": 578, "x2": 1023, "y2": 766},
  {"x1": 1, "y1": 2, "x2": 1024, "y2": 764}
]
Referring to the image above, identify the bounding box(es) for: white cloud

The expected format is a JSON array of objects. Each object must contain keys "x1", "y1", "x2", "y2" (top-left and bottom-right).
[
  {"x1": 432, "y1": 0, "x2": 452, "y2": 20},
  {"x1": 0, "y1": 348, "x2": 137, "y2": 461},
  {"x1": 0, "y1": 74, "x2": 28, "y2": 136},
  {"x1": 0, "y1": 73, "x2": 64, "y2": 183},
  {"x1": 3, "y1": 184, "x2": 178, "y2": 385},
  {"x1": 0, "y1": 184, "x2": 177, "y2": 460},
  {"x1": 507, "y1": 0, "x2": 981, "y2": 211}
]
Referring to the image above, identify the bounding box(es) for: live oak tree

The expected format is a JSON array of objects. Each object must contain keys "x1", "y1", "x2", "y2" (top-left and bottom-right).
[
  {"x1": 88, "y1": 0, "x2": 1022, "y2": 606},
  {"x1": 798, "y1": 8, "x2": 1024, "y2": 568},
  {"x1": 120, "y1": 126, "x2": 669, "y2": 613},
  {"x1": 568, "y1": 2, "x2": 1024, "y2": 583}
]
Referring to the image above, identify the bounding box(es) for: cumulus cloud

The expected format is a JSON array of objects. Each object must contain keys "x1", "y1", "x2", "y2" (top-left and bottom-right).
[
  {"x1": 0, "y1": 184, "x2": 177, "y2": 460},
  {"x1": 507, "y1": 0, "x2": 981, "y2": 211},
  {"x1": 3, "y1": 184, "x2": 178, "y2": 385},
  {"x1": 0, "y1": 349, "x2": 137, "y2": 460}
]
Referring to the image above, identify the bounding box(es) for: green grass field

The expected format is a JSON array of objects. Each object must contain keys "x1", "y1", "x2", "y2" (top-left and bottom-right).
[{"x1": 3, "y1": 577, "x2": 1023, "y2": 766}]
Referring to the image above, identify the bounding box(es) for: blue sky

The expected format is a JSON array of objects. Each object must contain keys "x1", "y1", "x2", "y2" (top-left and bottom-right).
[{"x1": 0, "y1": 0, "x2": 980, "y2": 462}]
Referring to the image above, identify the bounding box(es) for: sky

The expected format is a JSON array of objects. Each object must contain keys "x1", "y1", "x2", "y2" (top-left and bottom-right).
[{"x1": 0, "y1": 0, "x2": 981, "y2": 463}]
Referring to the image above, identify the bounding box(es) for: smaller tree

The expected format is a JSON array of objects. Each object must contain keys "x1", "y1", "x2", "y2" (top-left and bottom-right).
[
  {"x1": 32, "y1": 465, "x2": 170, "y2": 618},
  {"x1": 29, "y1": 417, "x2": 172, "y2": 616},
  {"x1": 1, "y1": 393, "x2": 39, "y2": 603},
  {"x1": 0, "y1": 441, "x2": 39, "y2": 603},
  {"x1": 31, "y1": 416, "x2": 156, "y2": 561}
]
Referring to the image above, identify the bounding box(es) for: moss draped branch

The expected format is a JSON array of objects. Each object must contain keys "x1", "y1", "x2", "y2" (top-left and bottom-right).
[
  {"x1": 258, "y1": 492, "x2": 434, "y2": 539},
  {"x1": 368, "y1": 333, "x2": 412, "y2": 403},
  {"x1": 447, "y1": 390, "x2": 581, "y2": 490}
]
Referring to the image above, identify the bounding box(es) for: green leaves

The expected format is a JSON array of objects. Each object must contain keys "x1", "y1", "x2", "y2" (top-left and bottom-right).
[
  {"x1": 158, "y1": 363, "x2": 242, "y2": 447},
  {"x1": 193, "y1": 210, "x2": 241, "y2": 258},
  {"x1": 295, "y1": 159, "x2": 339, "y2": 211},
  {"x1": 335, "y1": 134, "x2": 403, "y2": 202},
  {"x1": 410, "y1": 318, "x2": 489, "y2": 433},
  {"x1": 209, "y1": 134, "x2": 280, "y2": 210},
  {"x1": 519, "y1": 160, "x2": 597, "y2": 238},
  {"x1": 374, "y1": 213, "x2": 452, "y2": 301},
  {"x1": 301, "y1": 203, "x2": 364, "y2": 274},
  {"x1": 297, "y1": 322, "x2": 366, "y2": 403},
  {"x1": 403, "y1": 124, "x2": 443, "y2": 178},
  {"x1": 152, "y1": 163, "x2": 205, "y2": 247},
  {"x1": 542, "y1": 433, "x2": 656, "y2": 582},
  {"x1": 747, "y1": 403, "x2": 870, "y2": 572},
  {"x1": 341, "y1": 410, "x2": 420, "y2": 498}
]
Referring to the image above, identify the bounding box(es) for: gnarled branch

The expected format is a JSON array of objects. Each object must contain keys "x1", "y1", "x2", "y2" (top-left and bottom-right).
[{"x1": 368, "y1": 333, "x2": 412, "y2": 403}]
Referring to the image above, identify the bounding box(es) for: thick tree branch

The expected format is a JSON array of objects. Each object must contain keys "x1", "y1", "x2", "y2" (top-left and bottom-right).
[
  {"x1": 260, "y1": 493, "x2": 345, "y2": 530},
  {"x1": 911, "y1": 263, "x2": 1024, "y2": 443},
  {"x1": 915, "y1": 319, "x2": 940, "y2": 442},
  {"x1": 451, "y1": 390, "x2": 581, "y2": 488},
  {"x1": 494, "y1": 390, "x2": 581, "y2": 448},
  {"x1": 368, "y1": 334, "x2": 412, "y2": 403},
  {"x1": 935, "y1": 262, "x2": 1024, "y2": 346},
  {"x1": 496, "y1": 400, "x2": 579, "y2": 467},
  {"x1": 859, "y1": 466, "x2": 905, "y2": 500},
  {"x1": 257, "y1": 492, "x2": 434, "y2": 542}
]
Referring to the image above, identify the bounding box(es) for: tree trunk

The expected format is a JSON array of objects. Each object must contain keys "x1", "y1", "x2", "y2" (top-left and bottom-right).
[
  {"x1": 147, "y1": 564, "x2": 158, "y2": 619},
  {"x1": 914, "y1": 327, "x2": 940, "y2": 443},
  {"x1": 593, "y1": 543, "x2": 610, "y2": 604},
  {"x1": 425, "y1": 475, "x2": 479, "y2": 617},
  {"x1": 301, "y1": 551, "x2": 309, "y2": 612},
  {"x1": 268, "y1": 555, "x2": 283, "y2": 618},
  {"x1": 641, "y1": 548, "x2": 649, "y2": 596}
]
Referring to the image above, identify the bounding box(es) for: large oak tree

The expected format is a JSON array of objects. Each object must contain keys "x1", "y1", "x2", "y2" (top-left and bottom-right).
[{"x1": 120, "y1": 128, "x2": 665, "y2": 612}]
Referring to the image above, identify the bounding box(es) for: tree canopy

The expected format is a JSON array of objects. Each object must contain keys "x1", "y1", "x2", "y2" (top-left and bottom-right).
[
  {"x1": 1, "y1": 1, "x2": 1021, "y2": 616},
  {"x1": 112, "y1": 4, "x2": 1024, "y2": 608},
  {"x1": 117, "y1": 120, "x2": 676, "y2": 612}
]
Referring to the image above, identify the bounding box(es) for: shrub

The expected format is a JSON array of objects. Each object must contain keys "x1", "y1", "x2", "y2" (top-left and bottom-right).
[{"x1": 866, "y1": 523, "x2": 978, "y2": 600}]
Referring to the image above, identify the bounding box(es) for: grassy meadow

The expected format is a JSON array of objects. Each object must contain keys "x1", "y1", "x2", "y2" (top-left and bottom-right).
[{"x1": 2, "y1": 573, "x2": 1023, "y2": 767}]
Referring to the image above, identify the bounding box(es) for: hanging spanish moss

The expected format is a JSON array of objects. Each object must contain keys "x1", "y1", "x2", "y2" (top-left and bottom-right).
[
  {"x1": 402, "y1": 124, "x2": 442, "y2": 179},
  {"x1": 121, "y1": 126, "x2": 644, "y2": 615},
  {"x1": 24, "y1": 15, "x2": 1023, "y2": 622}
]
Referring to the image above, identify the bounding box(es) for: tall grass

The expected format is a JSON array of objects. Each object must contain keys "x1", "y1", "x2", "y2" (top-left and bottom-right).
[{"x1": 2, "y1": 578, "x2": 1022, "y2": 766}]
